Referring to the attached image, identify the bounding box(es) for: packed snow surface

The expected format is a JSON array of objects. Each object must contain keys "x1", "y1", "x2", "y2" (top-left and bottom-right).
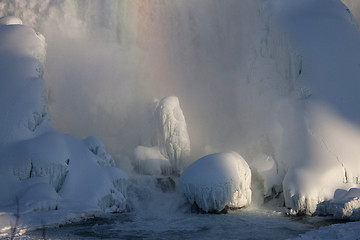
[{"x1": 179, "y1": 152, "x2": 251, "y2": 213}]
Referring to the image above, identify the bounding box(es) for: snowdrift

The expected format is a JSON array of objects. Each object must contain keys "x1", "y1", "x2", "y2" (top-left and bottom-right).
[
  {"x1": 0, "y1": 16, "x2": 128, "y2": 223},
  {"x1": 179, "y1": 152, "x2": 251, "y2": 213}
]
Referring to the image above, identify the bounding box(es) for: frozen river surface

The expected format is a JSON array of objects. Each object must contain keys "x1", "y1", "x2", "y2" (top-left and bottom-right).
[{"x1": 21, "y1": 208, "x2": 342, "y2": 240}]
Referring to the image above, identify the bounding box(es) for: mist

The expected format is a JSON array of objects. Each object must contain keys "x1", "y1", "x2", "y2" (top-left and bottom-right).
[{"x1": 0, "y1": 0, "x2": 295, "y2": 167}]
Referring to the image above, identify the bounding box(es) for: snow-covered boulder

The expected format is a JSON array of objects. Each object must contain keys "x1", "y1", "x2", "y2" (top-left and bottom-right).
[
  {"x1": 179, "y1": 152, "x2": 251, "y2": 213},
  {"x1": 0, "y1": 18, "x2": 128, "y2": 218},
  {"x1": 134, "y1": 96, "x2": 190, "y2": 175}
]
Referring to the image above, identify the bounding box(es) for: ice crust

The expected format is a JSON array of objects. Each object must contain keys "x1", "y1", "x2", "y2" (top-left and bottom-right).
[
  {"x1": 179, "y1": 152, "x2": 251, "y2": 213},
  {"x1": 0, "y1": 17, "x2": 128, "y2": 220}
]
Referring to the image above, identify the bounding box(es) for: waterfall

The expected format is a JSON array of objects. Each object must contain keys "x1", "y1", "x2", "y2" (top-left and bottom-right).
[{"x1": 0, "y1": 0, "x2": 297, "y2": 169}]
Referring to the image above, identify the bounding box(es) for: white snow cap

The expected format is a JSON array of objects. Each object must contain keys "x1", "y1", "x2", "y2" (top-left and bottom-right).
[{"x1": 179, "y1": 152, "x2": 251, "y2": 213}]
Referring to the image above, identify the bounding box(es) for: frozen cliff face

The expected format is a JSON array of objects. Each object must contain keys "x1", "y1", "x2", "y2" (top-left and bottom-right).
[
  {"x1": 267, "y1": 0, "x2": 360, "y2": 215},
  {"x1": 135, "y1": 96, "x2": 191, "y2": 176},
  {"x1": 179, "y1": 152, "x2": 251, "y2": 213},
  {"x1": 0, "y1": 16, "x2": 128, "y2": 217}
]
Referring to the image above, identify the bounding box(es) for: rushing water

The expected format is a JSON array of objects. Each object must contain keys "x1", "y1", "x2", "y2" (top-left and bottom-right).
[{"x1": 21, "y1": 208, "x2": 343, "y2": 240}]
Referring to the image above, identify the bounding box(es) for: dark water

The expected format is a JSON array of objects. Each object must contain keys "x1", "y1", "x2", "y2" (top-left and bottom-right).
[{"x1": 22, "y1": 208, "x2": 342, "y2": 240}]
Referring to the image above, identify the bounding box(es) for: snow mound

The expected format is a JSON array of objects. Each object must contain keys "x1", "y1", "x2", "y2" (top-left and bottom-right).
[
  {"x1": 179, "y1": 152, "x2": 251, "y2": 213},
  {"x1": 135, "y1": 96, "x2": 190, "y2": 175},
  {"x1": 0, "y1": 16, "x2": 23, "y2": 25},
  {"x1": 0, "y1": 18, "x2": 128, "y2": 220}
]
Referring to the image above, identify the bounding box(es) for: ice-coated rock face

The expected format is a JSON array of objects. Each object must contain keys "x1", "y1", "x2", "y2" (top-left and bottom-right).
[
  {"x1": 179, "y1": 152, "x2": 251, "y2": 213},
  {"x1": 135, "y1": 96, "x2": 191, "y2": 176}
]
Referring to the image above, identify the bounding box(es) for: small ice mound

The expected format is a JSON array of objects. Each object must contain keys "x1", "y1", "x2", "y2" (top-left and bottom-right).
[
  {"x1": 0, "y1": 16, "x2": 23, "y2": 25},
  {"x1": 179, "y1": 152, "x2": 252, "y2": 213},
  {"x1": 316, "y1": 188, "x2": 360, "y2": 220},
  {"x1": 133, "y1": 146, "x2": 171, "y2": 176}
]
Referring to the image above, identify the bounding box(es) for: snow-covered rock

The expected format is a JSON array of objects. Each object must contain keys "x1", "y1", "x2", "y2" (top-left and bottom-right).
[
  {"x1": 0, "y1": 18, "x2": 128, "y2": 219},
  {"x1": 179, "y1": 152, "x2": 251, "y2": 213},
  {"x1": 316, "y1": 188, "x2": 360, "y2": 220},
  {"x1": 135, "y1": 96, "x2": 191, "y2": 175}
]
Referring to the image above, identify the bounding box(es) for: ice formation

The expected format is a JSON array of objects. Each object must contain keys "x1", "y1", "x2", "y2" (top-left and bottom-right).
[
  {"x1": 179, "y1": 152, "x2": 251, "y2": 213},
  {"x1": 0, "y1": 16, "x2": 128, "y2": 219},
  {"x1": 134, "y1": 96, "x2": 191, "y2": 176}
]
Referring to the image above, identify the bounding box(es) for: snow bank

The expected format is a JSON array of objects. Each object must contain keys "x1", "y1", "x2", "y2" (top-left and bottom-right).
[
  {"x1": 134, "y1": 96, "x2": 191, "y2": 175},
  {"x1": 0, "y1": 17, "x2": 128, "y2": 223},
  {"x1": 179, "y1": 152, "x2": 251, "y2": 213}
]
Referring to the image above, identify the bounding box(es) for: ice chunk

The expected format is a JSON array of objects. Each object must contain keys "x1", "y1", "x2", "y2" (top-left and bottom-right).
[{"x1": 179, "y1": 152, "x2": 251, "y2": 213}]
